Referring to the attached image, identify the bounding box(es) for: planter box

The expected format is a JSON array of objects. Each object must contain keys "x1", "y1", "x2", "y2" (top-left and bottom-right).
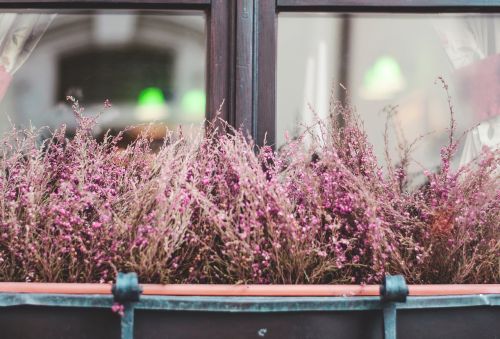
[{"x1": 0, "y1": 274, "x2": 498, "y2": 339}]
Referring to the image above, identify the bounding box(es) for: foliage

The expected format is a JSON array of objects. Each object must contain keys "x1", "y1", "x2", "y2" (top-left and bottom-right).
[{"x1": 0, "y1": 90, "x2": 498, "y2": 284}]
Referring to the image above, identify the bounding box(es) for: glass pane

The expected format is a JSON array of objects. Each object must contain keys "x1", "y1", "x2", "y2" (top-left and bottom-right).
[
  {"x1": 0, "y1": 10, "x2": 206, "y2": 144},
  {"x1": 278, "y1": 13, "x2": 500, "y2": 175}
]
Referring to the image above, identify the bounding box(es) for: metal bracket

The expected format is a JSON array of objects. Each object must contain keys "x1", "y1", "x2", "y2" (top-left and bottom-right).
[
  {"x1": 112, "y1": 272, "x2": 142, "y2": 339},
  {"x1": 380, "y1": 275, "x2": 409, "y2": 339}
]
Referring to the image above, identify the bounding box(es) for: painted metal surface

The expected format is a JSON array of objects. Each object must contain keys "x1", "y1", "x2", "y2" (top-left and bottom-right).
[
  {"x1": 1, "y1": 292, "x2": 498, "y2": 311},
  {"x1": 2, "y1": 281, "x2": 500, "y2": 295},
  {"x1": 380, "y1": 275, "x2": 408, "y2": 339},
  {"x1": 0, "y1": 274, "x2": 499, "y2": 339},
  {"x1": 113, "y1": 272, "x2": 142, "y2": 302},
  {"x1": 1, "y1": 281, "x2": 499, "y2": 295},
  {"x1": 112, "y1": 273, "x2": 142, "y2": 339}
]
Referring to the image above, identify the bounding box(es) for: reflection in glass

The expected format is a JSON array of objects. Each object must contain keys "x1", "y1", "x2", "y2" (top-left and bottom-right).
[
  {"x1": 0, "y1": 11, "x2": 206, "y2": 144},
  {"x1": 277, "y1": 13, "x2": 500, "y2": 176}
]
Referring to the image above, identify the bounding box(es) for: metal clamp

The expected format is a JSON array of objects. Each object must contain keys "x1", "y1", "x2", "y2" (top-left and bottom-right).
[
  {"x1": 380, "y1": 275, "x2": 409, "y2": 339},
  {"x1": 112, "y1": 272, "x2": 142, "y2": 339},
  {"x1": 381, "y1": 275, "x2": 409, "y2": 303},
  {"x1": 113, "y1": 272, "x2": 142, "y2": 303}
]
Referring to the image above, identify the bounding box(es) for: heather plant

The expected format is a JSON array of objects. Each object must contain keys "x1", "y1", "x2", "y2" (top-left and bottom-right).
[{"x1": 0, "y1": 88, "x2": 498, "y2": 284}]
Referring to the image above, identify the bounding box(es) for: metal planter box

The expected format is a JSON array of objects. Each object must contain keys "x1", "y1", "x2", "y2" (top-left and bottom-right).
[{"x1": 0, "y1": 274, "x2": 498, "y2": 339}]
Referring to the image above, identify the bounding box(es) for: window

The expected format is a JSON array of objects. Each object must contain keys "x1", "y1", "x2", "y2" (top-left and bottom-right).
[
  {"x1": 0, "y1": 9, "x2": 206, "y2": 143},
  {"x1": 277, "y1": 12, "x2": 500, "y2": 173},
  {"x1": 0, "y1": 0, "x2": 498, "y2": 154}
]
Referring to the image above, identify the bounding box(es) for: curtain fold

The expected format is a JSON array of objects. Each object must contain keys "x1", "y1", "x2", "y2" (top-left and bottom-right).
[
  {"x1": 433, "y1": 16, "x2": 498, "y2": 69},
  {"x1": 459, "y1": 115, "x2": 500, "y2": 168},
  {"x1": 434, "y1": 16, "x2": 499, "y2": 166},
  {"x1": 0, "y1": 13, "x2": 55, "y2": 101}
]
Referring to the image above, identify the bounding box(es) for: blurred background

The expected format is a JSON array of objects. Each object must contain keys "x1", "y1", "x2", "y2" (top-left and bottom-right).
[
  {"x1": 278, "y1": 13, "x2": 500, "y2": 177},
  {"x1": 0, "y1": 10, "x2": 206, "y2": 145},
  {"x1": 1, "y1": 11, "x2": 498, "y2": 174}
]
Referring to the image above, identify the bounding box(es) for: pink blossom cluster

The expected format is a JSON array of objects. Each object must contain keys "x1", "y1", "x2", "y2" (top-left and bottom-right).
[{"x1": 0, "y1": 93, "x2": 498, "y2": 284}]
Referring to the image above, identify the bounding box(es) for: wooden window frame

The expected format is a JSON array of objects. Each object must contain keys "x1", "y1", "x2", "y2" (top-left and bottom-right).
[{"x1": 1, "y1": 0, "x2": 500, "y2": 147}]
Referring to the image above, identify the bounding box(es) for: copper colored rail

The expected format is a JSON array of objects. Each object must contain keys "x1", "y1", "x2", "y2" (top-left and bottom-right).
[{"x1": 0, "y1": 283, "x2": 498, "y2": 296}]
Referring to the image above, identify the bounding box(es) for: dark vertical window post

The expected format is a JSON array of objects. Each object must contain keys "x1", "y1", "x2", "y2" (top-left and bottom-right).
[
  {"x1": 207, "y1": 0, "x2": 231, "y2": 123},
  {"x1": 233, "y1": 0, "x2": 254, "y2": 133},
  {"x1": 210, "y1": 0, "x2": 255, "y2": 139},
  {"x1": 254, "y1": 0, "x2": 277, "y2": 146}
]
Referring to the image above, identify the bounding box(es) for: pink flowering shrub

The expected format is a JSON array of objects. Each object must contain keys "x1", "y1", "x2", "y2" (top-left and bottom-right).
[{"x1": 0, "y1": 90, "x2": 498, "y2": 284}]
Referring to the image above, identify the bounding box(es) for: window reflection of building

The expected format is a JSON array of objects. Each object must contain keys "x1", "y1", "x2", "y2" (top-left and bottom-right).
[{"x1": 0, "y1": 11, "x2": 206, "y2": 143}]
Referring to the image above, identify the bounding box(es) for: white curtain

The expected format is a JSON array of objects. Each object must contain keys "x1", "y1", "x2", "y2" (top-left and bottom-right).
[
  {"x1": 0, "y1": 13, "x2": 55, "y2": 101},
  {"x1": 433, "y1": 15, "x2": 498, "y2": 69},
  {"x1": 459, "y1": 115, "x2": 500, "y2": 167},
  {"x1": 434, "y1": 16, "x2": 500, "y2": 166}
]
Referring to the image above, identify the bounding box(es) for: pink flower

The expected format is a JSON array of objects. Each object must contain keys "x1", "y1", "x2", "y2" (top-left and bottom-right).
[{"x1": 111, "y1": 303, "x2": 125, "y2": 317}]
